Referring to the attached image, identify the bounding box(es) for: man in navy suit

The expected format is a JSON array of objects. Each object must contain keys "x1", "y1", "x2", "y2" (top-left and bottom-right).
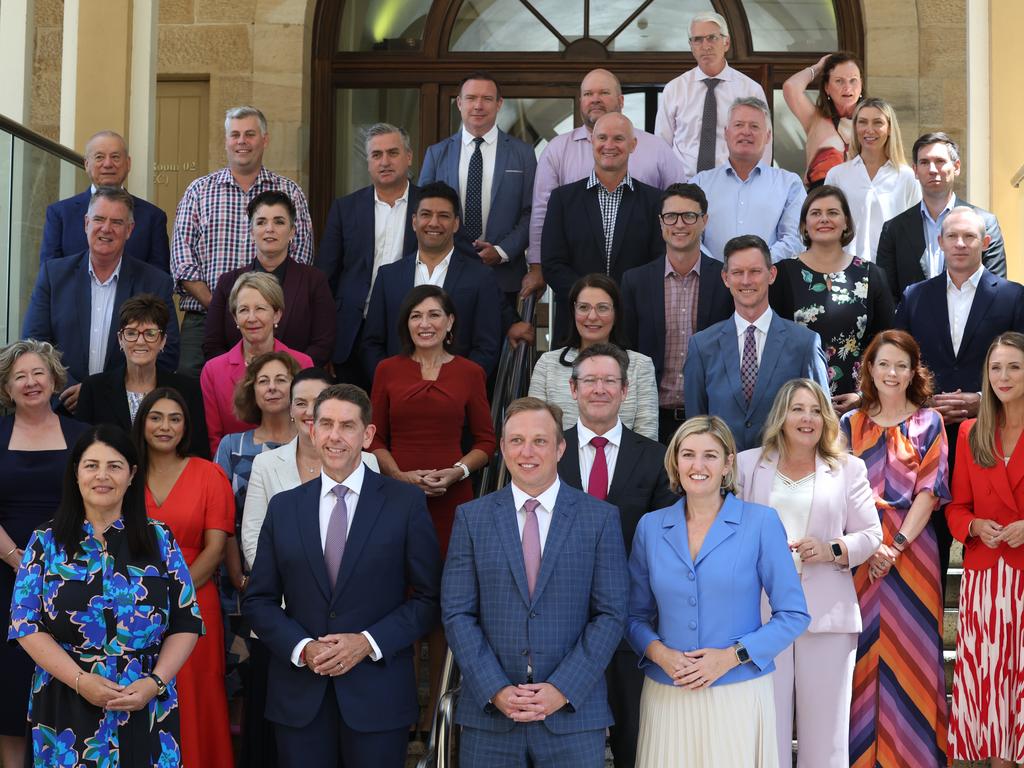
[
  {"x1": 362, "y1": 182, "x2": 505, "y2": 379},
  {"x1": 541, "y1": 112, "x2": 664, "y2": 344},
  {"x1": 39, "y1": 131, "x2": 170, "y2": 272},
  {"x1": 442, "y1": 397, "x2": 628, "y2": 767},
  {"x1": 23, "y1": 187, "x2": 179, "y2": 413},
  {"x1": 419, "y1": 72, "x2": 536, "y2": 303},
  {"x1": 243, "y1": 384, "x2": 441, "y2": 768},
  {"x1": 895, "y1": 206, "x2": 1024, "y2": 583},
  {"x1": 317, "y1": 123, "x2": 420, "y2": 387},
  {"x1": 556, "y1": 344, "x2": 676, "y2": 768},
  {"x1": 684, "y1": 235, "x2": 829, "y2": 451},
  {"x1": 620, "y1": 183, "x2": 734, "y2": 444}
]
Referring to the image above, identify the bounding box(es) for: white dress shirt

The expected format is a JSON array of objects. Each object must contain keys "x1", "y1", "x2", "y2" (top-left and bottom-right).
[
  {"x1": 290, "y1": 462, "x2": 382, "y2": 666},
  {"x1": 87, "y1": 257, "x2": 123, "y2": 375},
  {"x1": 824, "y1": 156, "x2": 921, "y2": 262},
  {"x1": 457, "y1": 124, "x2": 507, "y2": 261},
  {"x1": 654, "y1": 63, "x2": 772, "y2": 179},
  {"x1": 365, "y1": 182, "x2": 410, "y2": 316},
  {"x1": 413, "y1": 248, "x2": 454, "y2": 287},
  {"x1": 947, "y1": 265, "x2": 984, "y2": 356},
  {"x1": 576, "y1": 419, "x2": 623, "y2": 495},
  {"x1": 510, "y1": 478, "x2": 561, "y2": 554},
  {"x1": 734, "y1": 307, "x2": 774, "y2": 368}
]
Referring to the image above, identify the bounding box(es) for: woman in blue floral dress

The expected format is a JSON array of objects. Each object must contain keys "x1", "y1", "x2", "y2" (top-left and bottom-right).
[
  {"x1": 8, "y1": 425, "x2": 202, "y2": 767},
  {"x1": 770, "y1": 185, "x2": 894, "y2": 400}
]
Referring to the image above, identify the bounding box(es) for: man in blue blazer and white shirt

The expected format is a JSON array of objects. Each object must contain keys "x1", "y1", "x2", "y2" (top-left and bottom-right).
[
  {"x1": 419, "y1": 71, "x2": 536, "y2": 302},
  {"x1": 684, "y1": 234, "x2": 829, "y2": 452},
  {"x1": 243, "y1": 384, "x2": 441, "y2": 768},
  {"x1": 442, "y1": 397, "x2": 629, "y2": 767},
  {"x1": 39, "y1": 131, "x2": 170, "y2": 272},
  {"x1": 23, "y1": 187, "x2": 179, "y2": 412}
]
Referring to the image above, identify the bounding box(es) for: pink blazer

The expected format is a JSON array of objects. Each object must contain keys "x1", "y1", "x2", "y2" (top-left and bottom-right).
[{"x1": 736, "y1": 448, "x2": 882, "y2": 634}]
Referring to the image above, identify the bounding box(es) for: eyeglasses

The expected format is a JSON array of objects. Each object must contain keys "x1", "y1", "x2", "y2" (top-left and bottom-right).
[
  {"x1": 119, "y1": 328, "x2": 164, "y2": 342},
  {"x1": 689, "y1": 33, "x2": 724, "y2": 45},
  {"x1": 659, "y1": 211, "x2": 702, "y2": 226},
  {"x1": 576, "y1": 376, "x2": 622, "y2": 389},
  {"x1": 574, "y1": 302, "x2": 614, "y2": 317}
]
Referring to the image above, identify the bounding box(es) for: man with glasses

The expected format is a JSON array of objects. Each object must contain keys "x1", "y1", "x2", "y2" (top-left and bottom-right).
[
  {"x1": 620, "y1": 184, "x2": 734, "y2": 444},
  {"x1": 557, "y1": 342, "x2": 676, "y2": 768},
  {"x1": 656, "y1": 12, "x2": 772, "y2": 178}
]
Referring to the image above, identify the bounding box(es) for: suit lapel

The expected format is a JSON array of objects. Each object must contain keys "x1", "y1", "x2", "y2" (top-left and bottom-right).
[
  {"x1": 904, "y1": 210, "x2": 926, "y2": 281},
  {"x1": 445, "y1": 134, "x2": 462, "y2": 190},
  {"x1": 956, "y1": 272, "x2": 995, "y2": 362},
  {"x1": 650, "y1": 259, "x2": 667, "y2": 356},
  {"x1": 107, "y1": 259, "x2": 134, "y2": 370},
  {"x1": 332, "y1": 471, "x2": 385, "y2": 602},
  {"x1": 924, "y1": 277, "x2": 957, "y2": 362},
  {"x1": 693, "y1": 494, "x2": 741, "y2": 566},
  {"x1": 750, "y1": 316, "x2": 786, "y2": 415},
  {"x1": 747, "y1": 449, "x2": 777, "y2": 504},
  {"x1": 717, "y1": 321, "x2": 747, "y2": 413},
  {"x1": 442, "y1": 253, "x2": 466, "y2": 294},
  {"x1": 356, "y1": 187, "x2": 374, "y2": 266},
  {"x1": 608, "y1": 188, "x2": 635, "y2": 271},
  {"x1": 403, "y1": 185, "x2": 420, "y2": 256},
  {"x1": 807, "y1": 455, "x2": 835, "y2": 539},
  {"x1": 583, "y1": 188, "x2": 606, "y2": 268},
  {"x1": 76, "y1": 256, "x2": 93, "y2": 371},
  {"x1": 608, "y1": 430, "x2": 642, "y2": 499},
  {"x1": 531, "y1": 485, "x2": 578, "y2": 602},
  {"x1": 991, "y1": 433, "x2": 1024, "y2": 512},
  {"x1": 661, "y1": 500, "x2": 695, "y2": 573},
  {"x1": 494, "y1": 488, "x2": 532, "y2": 606},
  {"x1": 559, "y1": 429, "x2": 583, "y2": 490},
  {"x1": 277, "y1": 264, "x2": 303, "y2": 342},
  {"x1": 695, "y1": 256, "x2": 718, "y2": 330},
  {"x1": 490, "y1": 132, "x2": 508, "y2": 210},
  {"x1": 299, "y1": 480, "x2": 332, "y2": 601}
]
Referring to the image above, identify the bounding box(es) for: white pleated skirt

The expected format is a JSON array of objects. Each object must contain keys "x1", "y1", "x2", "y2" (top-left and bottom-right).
[{"x1": 635, "y1": 674, "x2": 779, "y2": 768}]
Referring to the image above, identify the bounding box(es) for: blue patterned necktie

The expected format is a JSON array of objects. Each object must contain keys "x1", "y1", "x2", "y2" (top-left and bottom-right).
[
  {"x1": 741, "y1": 325, "x2": 758, "y2": 403},
  {"x1": 696, "y1": 78, "x2": 722, "y2": 172},
  {"x1": 464, "y1": 137, "x2": 485, "y2": 241}
]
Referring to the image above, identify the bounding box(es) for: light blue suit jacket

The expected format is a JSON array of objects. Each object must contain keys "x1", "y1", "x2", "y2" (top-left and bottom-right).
[
  {"x1": 441, "y1": 482, "x2": 628, "y2": 735},
  {"x1": 626, "y1": 494, "x2": 810, "y2": 686},
  {"x1": 683, "y1": 311, "x2": 829, "y2": 451}
]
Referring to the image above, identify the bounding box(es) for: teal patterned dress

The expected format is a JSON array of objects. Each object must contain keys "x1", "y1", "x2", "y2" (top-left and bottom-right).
[{"x1": 8, "y1": 519, "x2": 203, "y2": 767}]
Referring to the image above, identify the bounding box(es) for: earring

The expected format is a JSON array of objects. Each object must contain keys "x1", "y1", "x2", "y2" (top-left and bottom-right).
[
  {"x1": 274, "y1": 323, "x2": 279, "y2": 329},
  {"x1": 445, "y1": 328, "x2": 454, "y2": 344}
]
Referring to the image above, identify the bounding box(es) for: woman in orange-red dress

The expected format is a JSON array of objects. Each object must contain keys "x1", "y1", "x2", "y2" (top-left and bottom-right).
[{"x1": 133, "y1": 386, "x2": 235, "y2": 767}]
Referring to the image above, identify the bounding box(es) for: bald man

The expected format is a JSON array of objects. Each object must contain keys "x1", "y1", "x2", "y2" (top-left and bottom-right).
[
  {"x1": 541, "y1": 113, "x2": 665, "y2": 342},
  {"x1": 526, "y1": 69, "x2": 684, "y2": 296}
]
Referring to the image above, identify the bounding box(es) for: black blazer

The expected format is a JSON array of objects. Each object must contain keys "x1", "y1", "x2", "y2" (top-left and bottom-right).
[
  {"x1": 76, "y1": 367, "x2": 211, "y2": 459},
  {"x1": 876, "y1": 196, "x2": 1006, "y2": 305},
  {"x1": 558, "y1": 425, "x2": 677, "y2": 555},
  {"x1": 620, "y1": 254, "x2": 734, "y2": 382}
]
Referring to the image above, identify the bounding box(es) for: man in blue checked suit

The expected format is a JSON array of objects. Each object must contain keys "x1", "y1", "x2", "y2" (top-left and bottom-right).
[{"x1": 442, "y1": 397, "x2": 628, "y2": 767}]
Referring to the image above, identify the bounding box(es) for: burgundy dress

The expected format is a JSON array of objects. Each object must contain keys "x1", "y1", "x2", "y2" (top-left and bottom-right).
[{"x1": 370, "y1": 356, "x2": 496, "y2": 556}]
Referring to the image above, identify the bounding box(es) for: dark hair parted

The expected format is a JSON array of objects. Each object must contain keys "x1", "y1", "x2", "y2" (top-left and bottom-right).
[
  {"x1": 558, "y1": 273, "x2": 630, "y2": 357},
  {"x1": 912, "y1": 131, "x2": 960, "y2": 165},
  {"x1": 132, "y1": 388, "x2": 194, "y2": 469},
  {"x1": 313, "y1": 383, "x2": 372, "y2": 426},
  {"x1": 857, "y1": 329, "x2": 934, "y2": 413},
  {"x1": 233, "y1": 351, "x2": 301, "y2": 424},
  {"x1": 661, "y1": 182, "x2": 708, "y2": 215},
  {"x1": 799, "y1": 185, "x2": 856, "y2": 247},
  {"x1": 416, "y1": 181, "x2": 461, "y2": 217},
  {"x1": 290, "y1": 367, "x2": 332, "y2": 399},
  {"x1": 815, "y1": 52, "x2": 863, "y2": 120},
  {"x1": 459, "y1": 71, "x2": 502, "y2": 99},
  {"x1": 571, "y1": 342, "x2": 630, "y2": 388},
  {"x1": 247, "y1": 190, "x2": 296, "y2": 224},
  {"x1": 722, "y1": 234, "x2": 772, "y2": 269},
  {"x1": 396, "y1": 285, "x2": 458, "y2": 356},
  {"x1": 52, "y1": 425, "x2": 155, "y2": 560},
  {"x1": 118, "y1": 293, "x2": 170, "y2": 332}
]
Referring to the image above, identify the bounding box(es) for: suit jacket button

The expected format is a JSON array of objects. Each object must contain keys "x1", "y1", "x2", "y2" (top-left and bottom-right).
[
  {"x1": 688, "y1": 620, "x2": 697, "y2": 630},
  {"x1": 687, "y1": 572, "x2": 695, "y2": 581},
  {"x1": 745, "y1": 420, "x2": 752, "y2": 428},
  {"x1": 521, "y1": 649, "x2": 529, "y2": 656},
  {"x1": 329, "y1": 611, "x2": 336, "y2": 618},
  {"x1": 529, "y1": 611, "x2": 537, "y2": 618}
]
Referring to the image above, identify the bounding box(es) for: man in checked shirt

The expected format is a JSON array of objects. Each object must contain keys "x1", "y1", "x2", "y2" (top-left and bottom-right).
[{"x1": 171, "y1": 105, "x2": 314, "y2": 376}]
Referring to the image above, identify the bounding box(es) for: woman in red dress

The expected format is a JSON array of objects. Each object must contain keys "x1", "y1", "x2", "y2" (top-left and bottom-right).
[
  {"x1": 370, "y1": 284, "x2": 496, "y2": 739},
  {"x1": 133, "y1": 386, "x2": 235, "y2": 767}
]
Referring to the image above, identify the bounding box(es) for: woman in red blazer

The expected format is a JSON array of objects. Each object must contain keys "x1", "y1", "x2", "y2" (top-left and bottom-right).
[{"x1": 945, "y1": 331, "x2": 1024, "y2": 766}]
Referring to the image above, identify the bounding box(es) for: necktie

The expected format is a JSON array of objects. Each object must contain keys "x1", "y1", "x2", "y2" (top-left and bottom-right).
[
  {"x1": 464, "y1": 137, "x2": 485, "y2": 241},
  {"x1": 696, "y1": 78, "x2": 722, "y2": 172},
  {"x1": 522, "y1": 499, "x2": 541, "y2": 598},
  {"x1": 741, "y1": 325, "x2": 758, "y2": 403},
  {"x1": 588, "y1": 436, "x2": 609, "y2": 501},
  {"x1": 324, "y1": 485, "x2": 349, "y2": 589}
]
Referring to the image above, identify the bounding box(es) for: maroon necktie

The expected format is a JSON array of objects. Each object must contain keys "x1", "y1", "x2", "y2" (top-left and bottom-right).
[{"x1": 588, "y1": 436, "x2": 609, "y2": 501}]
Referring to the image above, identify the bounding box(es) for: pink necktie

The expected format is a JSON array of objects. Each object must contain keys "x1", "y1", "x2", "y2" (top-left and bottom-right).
[
  {"x1": 522, "y1": 499, "x2": 541, "y2": 598},
  {"x1": 324, "y1": 485, "x2": 349, "y2": 589},
  {"x1": 741, "y1": 325, "x2": 758, "y2": 403},
  {"x1": 588, "y1": 436, "x2": 609, "y2": 501}
]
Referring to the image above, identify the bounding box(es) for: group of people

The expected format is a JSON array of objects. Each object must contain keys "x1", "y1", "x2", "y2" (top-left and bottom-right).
[{"x1": 1, "y1": 8, "x2": 1023, "y2": 768}]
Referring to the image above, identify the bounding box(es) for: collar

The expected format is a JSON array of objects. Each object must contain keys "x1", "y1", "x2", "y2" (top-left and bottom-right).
[
  {"x1": 665, "y1": 253, "x2": 702, "y2": 278},
  {"x1": 946, "y1": 264, "x2": 985, "y2": 291},
  {"x1": 920, "y1": 194, "x2": 955, "y2": 225},
  {"x1": 697, "y1": 62, "x2": 733, "y2": 82},
  {"x1": 511, "y1": 477, "x2": 561, "y2": 514},
  {"x1": 416, "y1": 248, "x2": 454, "y2": 267},
  {"x1": 572, "y1": 125, "x2": 592, "y2": 143},
  {"x1": 214, "y1": 165, "x2": 271, "y2": 188},
  {"x1": 734, "y1": 307, "x2": 773, "y2": 336},
  {"x1": 586, "y1": 170, "x2": 633, "y2": 192},
  {"x1": 850, "y1": 154, "x2": 894, "y2": 172},
  {"x1": 254, "y1": 256, "x2": 290, "y2": 279},
  {"x1": 88, "y1": 256, "x2": 124, "y2": 285},
  {"x1": 374, "y1": 181, "x2": 410, "y2": 206},
  {"x1": 462, "y1": 125, "x2": 499, "y2": 146},
  {"x1": 724, "y1": 160, "x2": 768, "y2": 178},
  {"x1": 320, "y1": 461, "x2": 366, "y2": 501},
  {"x1": 577, "y1": 419, "x2": 623, "y2": 449},
  {"x1": 89, "y1": 184, "x2": 128, "y2": 194}
]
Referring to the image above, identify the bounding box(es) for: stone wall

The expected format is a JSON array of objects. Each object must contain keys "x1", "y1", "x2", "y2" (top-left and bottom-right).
[{"x1": 29, "y1": 0, "x2": 64, "y2": 141}]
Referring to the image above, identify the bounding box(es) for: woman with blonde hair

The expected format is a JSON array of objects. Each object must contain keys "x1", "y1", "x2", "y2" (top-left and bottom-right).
[
  {"x1": 736, "y1": 379, "x2": 881, "y2": 767},
  {"x1": 628, "y1": 415, "x2": 809, "y2": 766}
]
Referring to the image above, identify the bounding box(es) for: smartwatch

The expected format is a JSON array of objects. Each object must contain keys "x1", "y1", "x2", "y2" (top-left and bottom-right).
[
  {"x1": 830, "y1": 540, "x2": 843, "y2": 561},
  {"x1": 733, "y1": 643, "x2": 751, "y2": 664},
  {"x1": 893, "y1": 532, "x2": 908, "y2": 550},
  {"x1": 148, "y1": 673, "x2": 169, "y2": 701}
]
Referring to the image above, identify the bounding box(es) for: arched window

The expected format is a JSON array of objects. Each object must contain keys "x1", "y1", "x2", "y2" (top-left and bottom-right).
[{"x1": 310, "y1": 0, "x2": 863, "y2": 228}]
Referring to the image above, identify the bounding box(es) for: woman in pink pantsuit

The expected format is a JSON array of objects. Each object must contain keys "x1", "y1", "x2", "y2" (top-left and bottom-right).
[{"x1": 736, "y1": 379, "x2": 881, "y2": 767}]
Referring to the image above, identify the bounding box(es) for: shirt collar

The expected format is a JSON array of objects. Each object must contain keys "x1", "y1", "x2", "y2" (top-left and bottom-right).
[
  {"x1": 850, "y1": 154, "x2": 894, "y2": 172},
  {"x1": 510, "y1": 477, "x2": 561, "y2": 515},
  {"x1": 724, "y1": 160, "x2": 767, "y2": 178},
  {"x1": 88, "y1": 257, "x2": 123, "y2": 286},
  {"x1": 374, "y1": 181, "x2": 410, "y2": 206},
  {"x1": 946, "y1": 264, "x2": 985, "y2": 291},
  {"x1": 665, "y1": 253, "x2": 701, "y2": 278},
  {"x1": 920, "y1": 195, "x2": 955, "y2": 226},
  {"x1": 697, "y1": 63, "x2": 733, "y2": 82},
  {"x1": 577, "y1": 418, "x2": 623, "y2": 449},
  {"x1": 416, "y1": 248, "x2": 454, "y2": 268},
  {"x1": 462, "y1": 124, "x2": 499, "y2": 146},
  {"x1": 572, "y1": 125, "x2": 591, "y2": 142},
  {"x1": 734, "y1": 307, "x2": 773, "y2": 336},
  {"x1": 319, "y1": 461, "x2": 366, "y2": 501},
  {"x1": 586, "y1": 170, "x2": 634, "y2": 192},
  {"x1": 215, "y1": 165, "x2": 271, "y2": 188}
]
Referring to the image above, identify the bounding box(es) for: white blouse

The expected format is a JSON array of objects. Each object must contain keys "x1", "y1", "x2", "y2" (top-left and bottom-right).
[{"x1": 769, "y1": 470, "x2": 814, "y2": 573}]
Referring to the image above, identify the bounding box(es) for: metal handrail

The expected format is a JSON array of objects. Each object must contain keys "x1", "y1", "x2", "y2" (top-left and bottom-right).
[
  {"x1": 0, "y1": 114, "x2": 83, "y2": 167},
  {"x1": 416, "y1": 650, "x2": 461, "y2": 768}
]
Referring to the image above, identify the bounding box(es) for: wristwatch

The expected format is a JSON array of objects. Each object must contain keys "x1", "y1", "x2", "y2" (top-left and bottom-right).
[
  {"x1": 148, "y1": 673, "x2": 169, "y2": 701},
  {"x1": 830, "y1": 540, "x2": 843, "y2": 561},
  {"x1": 454, "y1": 462, "x2": 470, "y2": 480},
  {"x1": 733, "y1": 643, "x2": 751, "y2": 664},
  {"x1": 893, "y1": 532, "x2": 908, "y2": 550}
]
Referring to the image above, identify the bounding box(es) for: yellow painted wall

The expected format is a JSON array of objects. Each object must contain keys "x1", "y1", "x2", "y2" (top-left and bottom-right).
[
  {"x1": 990, "y1": 0, "x2": 1024, "y2": 282},
  {"x1": 73, "y1": 0, "x2": 132, "y2": 151}
]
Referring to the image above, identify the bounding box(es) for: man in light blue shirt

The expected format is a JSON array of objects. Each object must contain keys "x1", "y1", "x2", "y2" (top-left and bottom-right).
[{"x1": 690, "y1": 97, "x2": 806, "y2": 262}]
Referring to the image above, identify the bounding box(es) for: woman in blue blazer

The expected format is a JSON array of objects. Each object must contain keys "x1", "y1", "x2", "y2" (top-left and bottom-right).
[{"x1": 627, "y1": 415, "x2": 810, "y2": 767}]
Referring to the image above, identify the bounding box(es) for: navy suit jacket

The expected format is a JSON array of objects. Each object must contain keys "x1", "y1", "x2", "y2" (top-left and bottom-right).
[
  {"x1": 620, "y1": 254, "x2": 734, "y2": 383},
  {"x1": 362, "y1": 250, "x2": 504, "y2": 378},
  {"x1": 22, "y1": 251, "x2": 180, "y2": 385},
  {"x1": 441, "y1": 482, "x2": 628, "y2": 735},
  {"x1": 419, "y1": 130, "x2": 536, "y2": 294},
  {"x1": 242, "y1": 471, "x2": 441, "y2": 731},
  {"x1": 317, "y1": 183, "x2": 421, "y2": 365},
  {"x1": 684, "y1": 312, "x2": 829, "y2": 452},
  {"x1": 876, "y1": 196, "x2": 1006, "y2": 305},
  {"x1": 40, "y1": 189, "x2": 170, "y2": 273}
]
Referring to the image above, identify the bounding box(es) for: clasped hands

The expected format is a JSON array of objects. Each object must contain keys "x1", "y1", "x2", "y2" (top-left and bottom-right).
[
  {"x1": 77, "y1": 672, "x2": 157, "y2": 712},
  {"x1": 973, "y1": 519, "x2": 1024, "y2": 549},
  {"x1": 493, "y1": 682, "x2": 567, "y2": 722},
  {"x1": 303, "y1": 633, "x2": 371, "y2": 677},
  {"x1": 397, "y1": 468, "x2": 463, "y2": 497},
  {"x1": 649, "y1": 641, "x2": 738, "y2": 690}
]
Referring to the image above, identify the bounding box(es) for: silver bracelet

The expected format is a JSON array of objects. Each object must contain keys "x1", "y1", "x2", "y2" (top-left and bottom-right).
[{"x1": 2, "y1": 545, "x2": 16, "y2": 559}]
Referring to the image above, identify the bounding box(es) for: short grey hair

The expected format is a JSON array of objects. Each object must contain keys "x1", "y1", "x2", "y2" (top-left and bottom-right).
[
  {"x1": 88, "y1": 186, "x2": 135, "y2": 224},
  {"x1": 225, "y1": 106, "x2": 268, "y2": 135},
  {"x1": 729, "y1": 96, "x2": 771, "y2": 123},
  {"x1": 0, "y1": 340, "x2": 68, "y2": 409},
  {"x1": 228, "y1": 271, "x2": 285, "y2": 316},
  {"x1": 84, "y1": 131, "x2": 128, "y2": 157},
  {"x1": 690, "y1": 11, "x2": 729, "y2": 37},
  {"x1": 364, "y1": 123, "x2": 412, "y2": 155},
  {"x1": 942, "y1": 206, "x2": 986, "y2": 239}
]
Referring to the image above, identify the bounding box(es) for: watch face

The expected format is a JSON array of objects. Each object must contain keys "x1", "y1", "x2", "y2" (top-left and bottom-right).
[
  {"x1": 831, "y1": 542, "x2": 843, "y2": 557},
  {"x1": 736, "y1": 644, "x2": 750, "y2": 663},
  {"x1": 894, "y1": 533, "x2": 908, "y2": 546}
]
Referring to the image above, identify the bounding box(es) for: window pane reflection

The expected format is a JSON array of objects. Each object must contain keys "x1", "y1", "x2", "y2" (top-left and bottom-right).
[
  {"x1": 451, "y1": 0, "x2": 562, "y2": 52},
  {"x1": 745, "y1": 0, "x2": 837, "y2": 52},
  {"x1": 334, "y1": 89, "x2": 421, "y2": 196},
  {"x1": 448, "y1": 97, "x2": 576, "y2": 155},
  {"x1": 771, "y1": 88, "x2": 814, "y2": 176},
  {"x1": 338, "y1": 0, "x2": 432, "y2": 52},
  {"x1": 607, "y1": 0, "x2": 712, "y2": 51}
]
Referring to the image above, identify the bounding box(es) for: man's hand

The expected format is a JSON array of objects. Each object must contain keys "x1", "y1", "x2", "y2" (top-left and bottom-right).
[
  {"x1": 507, "y1": 321, "x2": 535, "y2": 349},
  {"x1": 931, "y1": 390, "x2": 980, "y2": 425},
  {"x1": 831, "y1": 392, "x2": 860, "y2": 415},
  {"x1": 474, "y1": 241, "x2": 502, "y2": 266},
  {"x1": 181, "y1": 279, "x2": 212, "y2": 309},
  {"x1": 492, "y1": 683, "x2": 566, "y2": 722},
  {"x1": 520, "y1": 265, "x2": 546, "y2": 298},
  {"x1": 59, "y1": 383, "x2": 82, "y2": 413},
  {"x1": 312, "y1": 633, "x2": 372, "y2": 676}
]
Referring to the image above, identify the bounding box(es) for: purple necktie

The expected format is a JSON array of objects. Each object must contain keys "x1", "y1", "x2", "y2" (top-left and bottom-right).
[
  {"x1": 588, "y1": 437, "x2": 609, "y2": 501},
  {"x1": 522, "y1": 499, "x2": 541, "y2": 598},
  {"x1": 741, "y1": 324, "x2": 758, "y2": 403},
  {"x1": 324, "y1": 485, "x2": 349, "y2": 589}
]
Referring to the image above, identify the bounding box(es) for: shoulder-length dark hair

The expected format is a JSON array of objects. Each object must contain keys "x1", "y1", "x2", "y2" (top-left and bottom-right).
[
  {"x1": 558, "y1": 273, "x2": 630, "y2": 365},
  {"x1": 233, "y1": 351, "x2": 301, "y2": 424},
  {"x1": 799, "y1": 185, "x2": 856, "y2": 248},
  {"x1": 857, "y1": 329, "x2": 933, "y2": 413},
  {"x1": 815, "y1": 52, "x2": 863, "y2": 120},
  {"x1": 396, "y1": 285, "x2": 458, "y2": 356},
  {"x1": 53, "y1": 425, "x2": 155, "y2": 560},
  {"x1": 132, "y1": 387, "x2": 194, "y2": 476}
]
